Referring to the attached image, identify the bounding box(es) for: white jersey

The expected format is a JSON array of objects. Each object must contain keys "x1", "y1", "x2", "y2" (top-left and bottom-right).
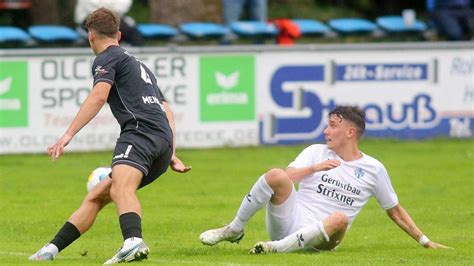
[{"x1": 289, "y1": 144, "x2": 398, "y2": 226}]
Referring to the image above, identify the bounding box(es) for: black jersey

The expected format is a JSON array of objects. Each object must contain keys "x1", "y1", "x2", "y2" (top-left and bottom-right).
[{"x1": 92, "y1": 45, "x2": 172, "y2": 146}]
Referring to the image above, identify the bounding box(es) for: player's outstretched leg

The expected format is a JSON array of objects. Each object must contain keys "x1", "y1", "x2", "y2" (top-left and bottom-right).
[
  {"x1": 250, "y1": 212, "x2": 348, "y2": 254},
  {"x1": 200, "y1": 172, "x2": 276, "y2": 245},
  {"x1": 104, "y1": 165, "x2": 148, "y2": 264},
  {"x1": 29, "y1": 178, "x2": 112, "y2": 261},
  {"x1": 249, "y1": 221, "x2": 328, "y2": 254}
]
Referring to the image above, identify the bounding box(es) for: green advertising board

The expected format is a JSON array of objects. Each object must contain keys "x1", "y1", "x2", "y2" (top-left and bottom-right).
[
  {"x1": 200, "y1": 55, "x2": 255, "y2": 122},
  {"x1": 0, "y1": 61, "x2": 28, "y2": 127}
]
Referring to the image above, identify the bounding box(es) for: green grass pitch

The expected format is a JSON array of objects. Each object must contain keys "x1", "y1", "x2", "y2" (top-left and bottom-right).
[{"x1": 0, "y1": 139, "x2": 473, "y2": 265}]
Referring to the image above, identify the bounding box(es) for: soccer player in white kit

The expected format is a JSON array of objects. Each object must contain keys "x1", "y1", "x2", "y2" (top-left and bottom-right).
[{"x1": 200, "y1": 106, "x2": 449, "y2": 253}]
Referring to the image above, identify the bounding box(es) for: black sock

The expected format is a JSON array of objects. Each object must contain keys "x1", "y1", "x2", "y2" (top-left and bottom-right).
[
  {"x1": 50, "y1": 222, "x2": 81, "y2": 252},
  {"x1": 119, "y1": 212, "x2": 142, "y2": 240}
]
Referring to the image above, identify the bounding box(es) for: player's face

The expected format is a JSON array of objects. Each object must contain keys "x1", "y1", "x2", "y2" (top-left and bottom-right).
[{"x1": 323, "y1": 115, "x2": 352, "y2": 150}]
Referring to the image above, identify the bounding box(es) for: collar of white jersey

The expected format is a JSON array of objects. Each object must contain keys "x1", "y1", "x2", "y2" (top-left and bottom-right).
[{"x1": 329, "y1": 149, "x2": 365, "y2": 164}]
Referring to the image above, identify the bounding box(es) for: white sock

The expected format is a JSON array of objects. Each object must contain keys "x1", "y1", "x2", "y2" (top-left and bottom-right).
[
  {"x1": 271, "y1": 221, "x2": 329, "y2": 252},
  {"x1": 42, "y1": 243, "x2": 59, "y2": 256},
  {"x1": 123, "y1": 237, "x2": 143, "y2": 250},
  {"x1": 229, "y1": 175, "x2": 274, "y2": 232}
]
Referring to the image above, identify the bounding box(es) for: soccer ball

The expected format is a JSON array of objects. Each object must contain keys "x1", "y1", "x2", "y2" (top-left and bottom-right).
[{"x1": 87, "y1": 167, "x2": 112, "y2": 192}]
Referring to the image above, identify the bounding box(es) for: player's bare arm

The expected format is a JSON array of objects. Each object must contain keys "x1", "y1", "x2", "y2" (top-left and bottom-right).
[
  {"x1": 386, "y1": 204, "x2": 451, "y2": 249},
  {"x1": 162, "y1": 101, "x2": 191, "y2": 173},
  {"x1": 285, "y1": 159, "x2": 340, "y2": 183},
  {"x1": 162, "y1": 102, "x2": 176, "y2": 153},
  {"x1": 48, "y1": 82, "x2": 111, "y2": 160}
]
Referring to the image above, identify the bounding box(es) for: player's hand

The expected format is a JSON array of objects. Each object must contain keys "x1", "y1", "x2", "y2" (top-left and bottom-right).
[
  {"x1": 312, "y1": 159, "x2": 341, "y2": 172},
  {"x1": 47, "y1": 134, "x2": 73, "y2": 161},
  {"x1": 170, "y1": 155, "x2": 192, "y2": 173},
  {"x1": 425, "y1": 241, "x2": 453, "y2": 249}
]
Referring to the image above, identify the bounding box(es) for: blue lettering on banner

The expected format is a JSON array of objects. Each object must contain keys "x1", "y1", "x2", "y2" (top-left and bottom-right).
[
  {"x1": 259, "y1": 65, "x2": 335, "y2": 144},
  {"x1": 450, "y1": 57, "x2": 474, "y2": 75},
  {"x1": 364, "y1": 94, "x2": 437, "y2": 129},
  {"x1": 336, "y1": 63, "x2": 428, "y2": 82},
  {"x1": 259, "y1": 65, "x2": 473, "y2": 144}
]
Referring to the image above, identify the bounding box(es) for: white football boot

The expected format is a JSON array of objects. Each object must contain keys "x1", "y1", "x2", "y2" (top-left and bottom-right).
[
  {"x1": 199, "y1": 225, "x2": 244, "y2": 246},
  {"x1": 28, "y1": 243, "x2": 57, "y2": 261},
  {"x1": 103, "y1": 240, "x2": 149, "y2": 265}
]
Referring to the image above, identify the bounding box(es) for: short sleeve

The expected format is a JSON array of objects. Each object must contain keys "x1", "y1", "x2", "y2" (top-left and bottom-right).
[
  {"x1": 288, "y1": 145, "x2": 322, "y2": 168},
  {"x1": 374, "y1": 165, "x2": 399, "y2": 210},
  {"x1": 92, "y1": 53, "x2": 119, "y2": 86}
]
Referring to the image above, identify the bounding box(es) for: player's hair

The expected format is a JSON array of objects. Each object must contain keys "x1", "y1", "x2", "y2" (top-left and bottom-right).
[
  {"x1": 329, "y1": 106, "x2": 366, "y2": 138},
  {"x1": 85, "y1": 7, "x2": 120, "y2": 38}
]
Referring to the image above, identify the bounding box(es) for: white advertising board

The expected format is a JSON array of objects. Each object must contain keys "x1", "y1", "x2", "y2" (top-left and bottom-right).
[
  {"x1": 256, "y1": 49, "x2": 473, "y2": 144},
  {"x1": 0, "y1": 52, "x2": 258, "y2": 154},
  {"x1": 0, "y1": 44, "x2": 472, "y2": 154}
]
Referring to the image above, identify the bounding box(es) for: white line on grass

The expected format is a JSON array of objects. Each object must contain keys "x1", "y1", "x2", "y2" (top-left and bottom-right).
[
  {"x1": 0, "y1": 251, "x2": 81, "y2": 260},
  {"x1": 0, "y1": 251, "x2": 29, "y2": 256},
  {"x1": 148, "y1": 258, "x2": 259, "y2": 265},
  {"x1": 149, "y1": 258, "x2": 208, "y2": 264}
]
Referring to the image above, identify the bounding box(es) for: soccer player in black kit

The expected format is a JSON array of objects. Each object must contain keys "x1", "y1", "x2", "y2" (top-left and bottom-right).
[{"x1": 29, "y1": 8, "x2": 191, "y2": 264}]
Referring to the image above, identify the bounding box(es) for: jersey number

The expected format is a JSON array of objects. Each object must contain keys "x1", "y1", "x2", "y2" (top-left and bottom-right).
[{"x1": 140, "y1": 64, "x2": 152, "y2": 84}]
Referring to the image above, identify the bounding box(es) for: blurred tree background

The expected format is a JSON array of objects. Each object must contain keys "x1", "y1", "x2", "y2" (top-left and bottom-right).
[{"x1": 0, "y1": 0, "x2": 432, "y2": 27}]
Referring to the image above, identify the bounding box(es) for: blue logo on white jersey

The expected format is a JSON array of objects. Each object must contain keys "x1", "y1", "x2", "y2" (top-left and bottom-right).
[{"x1": 354, "y1": 168, "x2": 365, "y2": 179}]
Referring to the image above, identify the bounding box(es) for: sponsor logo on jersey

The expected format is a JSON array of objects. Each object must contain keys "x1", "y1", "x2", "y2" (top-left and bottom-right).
[
  {"x1": 0, "y1": 61, "x2": 28, "y2": 127},
  {"x1": 199, "y1": 55, "x2": 255, "y2": 122},
  {"x1": 316, "y1": 174, "x2": 360, "y2": 206},
  {"x1": 142, "y1": 95, "x2": 165, "y2": 111},
  {"x1": 94, "y1": 65, "x2": 108, "y2": 77}
]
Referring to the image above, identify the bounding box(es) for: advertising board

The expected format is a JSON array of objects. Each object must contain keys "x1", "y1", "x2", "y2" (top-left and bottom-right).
[{"x1": 0, "y1": 44, "x2": 472, "y2": 154}]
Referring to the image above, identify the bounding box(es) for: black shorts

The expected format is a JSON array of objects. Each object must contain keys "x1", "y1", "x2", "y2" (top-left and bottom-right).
[{"x1": 111, "y1": 131, "x2": 172, "y2": 188}]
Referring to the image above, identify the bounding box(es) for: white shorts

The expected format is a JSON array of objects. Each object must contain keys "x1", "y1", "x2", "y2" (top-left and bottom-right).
[{"x1": 265, "y1": 186, "x2": 318, "y2": 241}]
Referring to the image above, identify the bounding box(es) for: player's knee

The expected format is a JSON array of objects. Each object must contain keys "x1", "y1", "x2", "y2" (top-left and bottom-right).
[
  {"x1": 109, "y1": 183, "x2": 135, "y2": 201},
  {"x1": 330, "y1": 212, "x2": 349, "y2": 231},
  {"x1": 264, "y1": 168, "x2": 290, "y2": 187},
  {"x1": 109, "y1": 184, "x2": 120, "y2": 201}
]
